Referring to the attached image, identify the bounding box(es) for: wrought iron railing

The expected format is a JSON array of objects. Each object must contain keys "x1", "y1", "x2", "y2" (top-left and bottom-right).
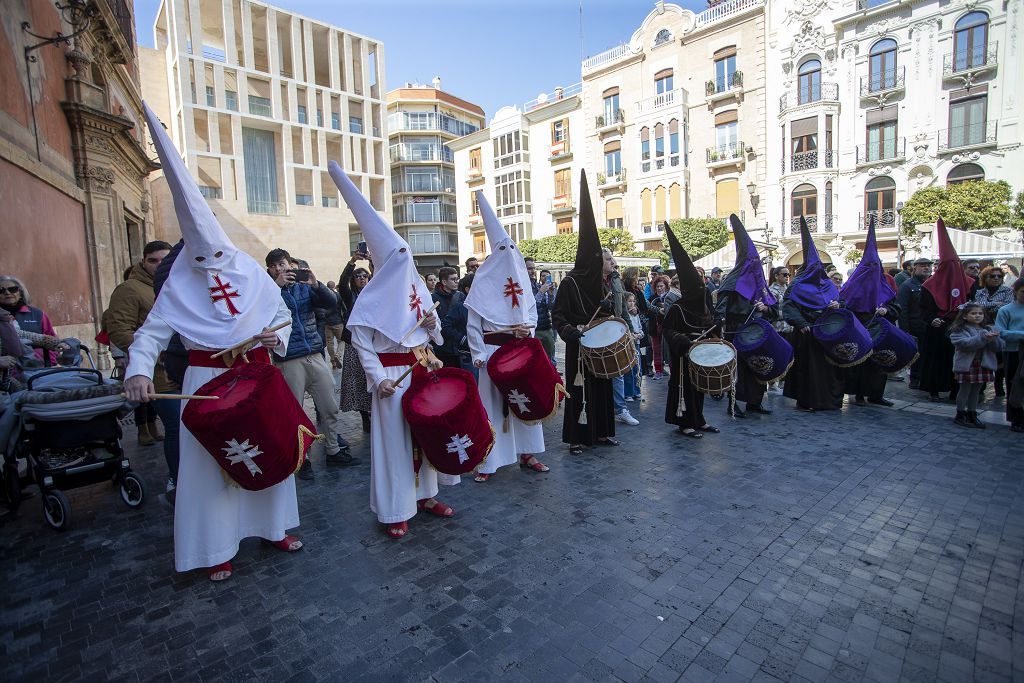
[
  {"x1": 707, "y1": 142, "x2": 745, "y2": 164},
  {"x1": 786, "y1": 215, "x2": 835, "y2": 235},
  {"x1": 937, "y1": 120, "x2": 997, "y2": 152},
  {"x1": 779, "y1": 82, "x2": 839, "y2": 112},
  {"x1": 860, "y1": 66, "x2": 905, "y2": 96},
  {"x1": 943, "y1": 44, "x2": 998, "y2": 77},
  {"x1": 104, "y1": 0, "x2": 134, "y2": 51},
  {"x1": 856, "y1": 138, "x2": 905, "y2": 164},
  {"x1": 859, "y1": 210, "x2": 896, "y2": 230},
  {"x1": 786, "y1": 149, "x2": 833, "y2": 172},
  {"x1": 707, "y1": 70, "x2": 744, "y2": 96},
  {"x1": 595, "y1": 109, "x2": 626, "y2": 128}
]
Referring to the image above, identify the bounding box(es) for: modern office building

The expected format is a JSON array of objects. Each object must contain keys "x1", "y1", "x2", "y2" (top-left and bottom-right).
[
  {"x1": 450, "y1": 84, "x2": 584, "y2": 262},
  {"x1": 763, "y1": 0, "x2": 1023, "y2": 266},
  {"x1": 386, "y1": 80, "x2": 484, "y2": 273},
  {"x1": 142, "y1": 0, "x2": 388, "y2": 277}
]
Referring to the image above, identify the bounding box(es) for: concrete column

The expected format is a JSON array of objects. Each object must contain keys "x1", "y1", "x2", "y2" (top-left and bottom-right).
[
  {"x1": 266, "y1": 7, "x2": 280, "y2": 78},
  {"x1": 221, "y1": 0, "x2": 237, "y2": 66},
  {"x1": 241, "y1": 1, "x2": 254, "y2": 70},
  {"x1": 329, "y1": 31, "x2": 340, "y2": 91}
]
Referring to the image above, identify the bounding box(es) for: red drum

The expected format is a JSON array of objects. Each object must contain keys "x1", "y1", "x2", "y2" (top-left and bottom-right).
[
  {"x1": 486, "y1": 337, "x2": 566, "y2": 424},
  {"x1": 182, "y1": 362, "x2": 318, "y2": 491},
  {"x1": 402, "y1": 366, "x2": 495, "y2": 475}
]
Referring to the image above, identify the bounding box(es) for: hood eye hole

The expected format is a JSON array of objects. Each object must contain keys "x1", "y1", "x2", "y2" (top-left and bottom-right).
[
  {"x1": 195, "y1": 256, "x2": 206, "y2": 262},
  {"x1": 499, "y1": 245, "x2": 506, "y2": 250},
  {"x1": 399, "y1": 247, "x2": 407, "y2": 253},
  {"x1": 214, "y1": 250, "x2": 223, "y2": 258}
]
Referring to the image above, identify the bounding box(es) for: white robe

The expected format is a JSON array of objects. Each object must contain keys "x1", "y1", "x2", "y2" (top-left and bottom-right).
[
  {"x1": 467, "y1": 308, "x2": 545, "y2": 476},
  {"x1": 350, "y1": 323, "x2": 460, "y2": 524},
  {"x1": 125, "y1": 300, "x2": 299, "y2": 572}
]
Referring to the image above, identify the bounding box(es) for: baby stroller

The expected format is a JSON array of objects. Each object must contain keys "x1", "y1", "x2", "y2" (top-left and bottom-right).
[{"x1": 10, "y1": 350, "x2": 145, "y2": 530}]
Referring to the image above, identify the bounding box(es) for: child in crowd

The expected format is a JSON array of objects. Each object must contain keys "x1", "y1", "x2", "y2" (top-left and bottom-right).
[
  {"x1": 624, "y1": 293, "x2": 644, "y2": 403},
  {"x1": 949, "y1": 302, "x2": 1005, "y2": 429}
]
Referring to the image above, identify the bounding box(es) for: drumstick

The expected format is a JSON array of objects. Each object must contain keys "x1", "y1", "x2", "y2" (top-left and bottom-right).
[
  {"x1": 210, "y1": 322, "x2": 291, "y2": 358},
  {"x1": 487, "y1": 324, "x2": 536, "y2": 335},
  {"x1": 583, "y1": 292, "x2": 613, "y2": 330},
  {"x1": 399, "y1": 301, "x2": 440, "y2": 345}
]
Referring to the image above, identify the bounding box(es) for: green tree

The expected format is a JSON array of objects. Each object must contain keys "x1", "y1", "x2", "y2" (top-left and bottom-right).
[
  {"x1": 900, "y1": 180, "x2": 1015, "y2": 234},
  {"x1": 618, "y1": 250, "x2": 670, "y2": 269},
  {"x1": 597, "y1": 228, "x2": 635, "y2": 255},
  {"x1": 518, "y1": 233, "x2": 578, "y2": 262},
  {"x1": 1013, "y1": 190, "x2": 1024, "y2": 230},
  {"x1": 663, "y1": 218, "x2": 729, "y2": 261},
  {"x1": 844, "y1": 248, "x2": 864, "y2": 265}
]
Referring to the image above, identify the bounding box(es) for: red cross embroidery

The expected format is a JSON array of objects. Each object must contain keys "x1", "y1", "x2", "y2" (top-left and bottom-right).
[
  {"x1": 409, "y1": 284, "x2": 423, "y2": 320},
  {"x1": 209, "y1": 274, "x2": 241, "y2": 315},
  {"x1": 504, "y1": 277, "x2": 523, "y2": 309}
]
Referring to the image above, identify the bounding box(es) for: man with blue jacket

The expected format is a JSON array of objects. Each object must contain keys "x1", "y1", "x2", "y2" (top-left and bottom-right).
[{"x1": 266, "y1": 249, "x2": 358, "y2": 480}]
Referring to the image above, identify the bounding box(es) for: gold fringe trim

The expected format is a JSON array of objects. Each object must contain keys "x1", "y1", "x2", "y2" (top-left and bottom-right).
[
  {"x1": 874, "y1": 351, "x2": 919, "y2": 375},
  {"x1": 517, "y1": 383, "x2": 569, "y2": 426},
  {"x1": 753, "y1": 357, "x2": 796, "y2": 386},
  {"x1": 825, "y1": 349, "x2": 874, "y2": 368}
]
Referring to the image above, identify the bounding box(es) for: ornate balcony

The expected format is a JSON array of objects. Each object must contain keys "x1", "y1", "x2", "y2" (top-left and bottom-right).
[
  {"x1": 784, "y1": 149, "x2": 834, "y2": 173},
  {"x1": 859, "y1": 67, "x2": 905, "y2": 100},
  {"x1": 859, "y1": 210, "x2": 896, "y2": 231},
  {"x1": 943, "y1": 45, "x2": 998, "y2": 85},
  {"x1": 936, "y1": 121, "x2": 997, "y2": 153},
  {"x1": 786, "y1": 215, "x2": 835, "y2": 236},
  {"x1": 635, "y1": 88, "x2": 688, "y2": 115},
  {"x1": 597, "y1": 169, "x2": 627, "y2": 192},
  {"x1": 779, "y1": 83, "x2": 839, "y2": 114},
  {"x1": 706, "y1": 71, "x2": 743, "y2": 105},
  {"x1": 856, "y1": 138, "x2": 905, "y2": 167},
  {"x1": 595, "y1": 109, "x2": 625, "y2": 136}
]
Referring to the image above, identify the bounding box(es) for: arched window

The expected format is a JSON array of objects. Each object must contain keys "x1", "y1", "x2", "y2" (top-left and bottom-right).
[
  {"x1": 640, "y1": 127, "x2": 650, "y2": 172},
  {"x1": 791, "y1": 183, "x2": 817, "y2": 233},
  {"x1": 865, "y1": 176, "x2": 896, "y2": 229},
  {"x1": 954, "y1": 12, "x2": 989, "y2": 71},
  {"x1": 654, "y1": 29, "x2": 671, "y2": 46},
  {"x1": 947, "y1": 163, "x2": 985, "y2": 185},
  {"x1": 868, "y1": 39, "x2": 897, "y2": 92},
  {"x1": 798, "y1": 59, "x2": 822, "y2": 104}
]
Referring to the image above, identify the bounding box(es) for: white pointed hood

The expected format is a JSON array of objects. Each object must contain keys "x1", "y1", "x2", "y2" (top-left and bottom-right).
[
  {"x1": 464, "y1": 190, "x2": 534, "y2": 327},
  {"x1": 143, "y1": 102, "x2": 281, "y2": 348},
  {"x1": 329, "y1": 161, "x2": 432, "y2": 347}
]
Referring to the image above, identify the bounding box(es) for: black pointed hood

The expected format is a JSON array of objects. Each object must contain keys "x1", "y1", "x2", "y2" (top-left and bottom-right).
[
  {"x1": 566, "y1": 169, "x2": 603, "y2": 307},
  {"x1": 664, "y1": 221, "x2": 710, "y2": 322}
]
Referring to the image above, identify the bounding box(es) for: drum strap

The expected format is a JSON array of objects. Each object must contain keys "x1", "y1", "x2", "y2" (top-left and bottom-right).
[
  {"x1": 189, "y1": 347, "x2": 271, "y2": 368},
  {"x1": 483, "y1": 332, "x2": 516, "y2": 346},
  {"x1": 378, "y1": 352, "x2": 417, "y2": 367}
]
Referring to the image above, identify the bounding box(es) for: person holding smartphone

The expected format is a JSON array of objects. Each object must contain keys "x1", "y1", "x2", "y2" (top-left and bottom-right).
[{"x1": 524, "y1": 258, "x2": 556, "y2": 367}]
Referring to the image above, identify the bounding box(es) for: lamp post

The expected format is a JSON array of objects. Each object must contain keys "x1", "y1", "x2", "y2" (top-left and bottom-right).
[
  {"x1": 896, "y1": 201, "x2": 905, "y2": 266},
  {"x1": 747, "y1": 181, "x2": 759, "y2": 217}
]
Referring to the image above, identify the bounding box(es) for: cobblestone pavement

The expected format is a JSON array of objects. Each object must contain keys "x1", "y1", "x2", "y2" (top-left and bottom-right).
[{"x1": 2, "y1": 359, "x2": 1022, "y2": 682}]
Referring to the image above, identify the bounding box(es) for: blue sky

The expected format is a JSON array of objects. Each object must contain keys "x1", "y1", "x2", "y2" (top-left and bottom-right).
[{"x1": 134, "y1": 0, "x2": 707, "y2": 119}]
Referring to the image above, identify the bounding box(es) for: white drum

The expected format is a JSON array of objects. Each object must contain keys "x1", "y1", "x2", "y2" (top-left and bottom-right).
[
  {"x1": 687, "y1": 340, "x2": 737, "y2": 394},
  {"x1": 579, "y1": 317, "x2": 638, "y2": 379}
]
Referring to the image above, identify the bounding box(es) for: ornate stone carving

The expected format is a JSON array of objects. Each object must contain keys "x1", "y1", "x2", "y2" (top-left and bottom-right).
[
  {"x1": 908, "y1": 165, "x2": 934, "y2": 191},
  {"x1": 868, "y1": 165, "x2": 894, "y2": 176},
  {"x1": 793, "y1": 22, "x2": 827, "y2": 57},
  {"x1": 64, "y1": 47, "x2": 92, "y2": 80},
  {"x1": 951, "y1": 151, "x2": 982, "y2": 163},
  {"x1": 786, "y1": 0, "x2": 833, "y2": 24},
  {"x1": 911, "y1": 133, "x2": 931, "y2": 161},
  {"x1": 77, "y1": 165, "x2": 115, "y2": 193},
  {"x1": 84, "y1": 134, "x2": 115, "y2": 155},
  {"x1": 140, "y1": 191, "x2": 150, "y2": 214}
]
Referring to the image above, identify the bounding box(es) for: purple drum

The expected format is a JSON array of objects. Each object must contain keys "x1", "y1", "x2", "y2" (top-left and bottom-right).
[
  {"x1": 867, "y1": 317, "x2": 919, "y2": 372},
  {"x1": 734, "y1": 318, "x2": 794, "y2": 384},
  {"x1": 813, "y1": 308, "x2": 873, "y2": 367}
]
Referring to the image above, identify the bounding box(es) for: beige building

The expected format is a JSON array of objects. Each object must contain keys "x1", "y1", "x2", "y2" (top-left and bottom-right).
[
  {"x1": 580, "y1": 0, "x2": 767, "y2": 251},
  {"x1": 142, "y1": 0, "x2": 388, "y2": 278},
  {"x1": 386, "y1": 80, "x2": 484, "y2": 273},
  {"x1": 450, "y1": 84, "x2": 584, "y2": 261}
]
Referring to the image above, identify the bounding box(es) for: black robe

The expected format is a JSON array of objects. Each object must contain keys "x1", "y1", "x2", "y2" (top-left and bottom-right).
[
  {"x1": 781, "y1": 299, "x2": 844, "y2": 410},
  {"x1": 844, "y1": 301, "x2": 901, "y2": 400},
  {"x1": 916, "y1": 288, "x2": 956, "y2": 395},
  {"x1": 551, "y1": 276, "x2": 615, "y2": 445},
  {"x1": 715, "y1": 291, "x2": 779, "y2": 408},
  {"x1": 663, "y1": 304, "x2": 710, "y2": 430}
]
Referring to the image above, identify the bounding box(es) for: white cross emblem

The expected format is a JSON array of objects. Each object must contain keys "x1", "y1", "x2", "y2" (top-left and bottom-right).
[
  {"x1": 222, "y1": 438, "x2": 264, "y2": 477},
  {"x1": 507, "y1": 389, "x2": 531, "y2": 413},
  {"x1": 446, "y1": 434, "x2": 474, "y2": 464}
]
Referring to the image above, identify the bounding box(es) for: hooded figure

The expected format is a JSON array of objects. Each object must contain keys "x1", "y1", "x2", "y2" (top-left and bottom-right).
[
  {"x1": 714, "y1": 214, "x2": 780, "y2": 416},
  {"x1": 464, "y1": 191, "x2": 549, "y2": 479},
  {"x1": 124, "y1": 103, "x2": 299, "y2": 580},
  {"x1": 662, "y1": 222, "x2": 718, "y2": 436},
  {"x1": 841, "y1": 217, "x2": 902, "y2": 406},
  {"x1": 328, "y1": 162, "x2": 458, "y2": 538},
  {"x1": 917, "y1": 218, "x2": 975, "y2": 399},
  {"x1": 550, "y1": 170, "x2": 616, "y2": 452},
  {"x1": 781, "y1": 217, "x2": 844, "y2": 411}
]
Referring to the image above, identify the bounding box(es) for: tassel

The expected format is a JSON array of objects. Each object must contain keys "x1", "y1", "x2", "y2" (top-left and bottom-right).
[
  {"x1": 574, "y1": 368, "x2": 584, "y2": 386},
  {"x1": 578, "y1": 400, "x2": 588, "y2": 425},
  {"x1": 676, "y1": 381, "x2": 685, "y2": 417}
]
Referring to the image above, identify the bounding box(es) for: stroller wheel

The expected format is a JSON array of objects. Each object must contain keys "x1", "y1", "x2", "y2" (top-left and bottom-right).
[
  {"x1": 43, "y1": 490, "x2": 71, "y2": 531},
  {"x1": 119, "y1": 472, "x2": 145, "y2": 508}
]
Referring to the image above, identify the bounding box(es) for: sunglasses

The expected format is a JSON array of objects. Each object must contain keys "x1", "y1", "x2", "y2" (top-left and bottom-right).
[
  {"x1": 0, "y1": 286, "x2": 20, "y2": 294},
  {"x1": 779, "y1": 273, "x2": 791, "y2": 277},
  {"x1": 989, "y1": 274, "x2": 1003, "y2": 279}
]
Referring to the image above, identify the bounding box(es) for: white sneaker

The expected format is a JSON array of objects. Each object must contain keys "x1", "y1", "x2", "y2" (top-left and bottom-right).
[
  {"x1": 625, "y1": 397, "x2": 634, "y2": 402},
  {"x1": 615, "y1": 411, "x2": 640, "y2": 426}
]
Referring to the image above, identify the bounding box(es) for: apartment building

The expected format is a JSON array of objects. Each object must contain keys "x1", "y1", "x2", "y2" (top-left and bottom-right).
[
  {"x1": 142, "y1": 0, "x2": 388, "y2": 277},
  {"x1": 386, "y1": 80, "x2": 484, "y2": 273},
  {"x1": 580, "y1": 0, "x2": 767, "y2": 251},
  {"x1": 450, "y1": 84, "x2": 584, "y2": 261},
  {"x1": 764, "y1": 0, "x2": 1024, "y2": 266}
]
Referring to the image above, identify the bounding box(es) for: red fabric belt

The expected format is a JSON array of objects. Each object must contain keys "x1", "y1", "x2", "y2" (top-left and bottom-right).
[
  {"x1": 188, "y1": 346, "x2": 271, "y2": 368},
  {"x1": 484, "y1": 333, "x2": 516, "y2": 346},
  {"x1": 378, "y1": 352, "x2": 416, "y2": 367}
]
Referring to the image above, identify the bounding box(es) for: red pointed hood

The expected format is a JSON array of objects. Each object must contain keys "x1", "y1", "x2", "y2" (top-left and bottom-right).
[{"x1": 922, "y1": 218, "x2": 975, "y2": 318}]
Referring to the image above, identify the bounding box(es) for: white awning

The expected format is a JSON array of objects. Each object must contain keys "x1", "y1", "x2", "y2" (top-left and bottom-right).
[
  {"x1": 692, "y1": 240, "x2": 775, "y2": 271},
  {"x1": 947, "y1": 227, "x2": 1024, "y2": 259}
]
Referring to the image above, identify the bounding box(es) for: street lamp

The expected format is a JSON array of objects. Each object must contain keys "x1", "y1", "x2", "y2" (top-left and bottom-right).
[
  {"x1": 746, "y1": 181, "x2": 759, "y2": 217},
  {"x1": 896, "y1": 201, "x2": 905, "y2": 266}
]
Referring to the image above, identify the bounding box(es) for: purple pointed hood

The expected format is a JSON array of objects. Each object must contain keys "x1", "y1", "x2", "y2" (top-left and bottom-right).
[
  {"x1": 788, "y1": 216, "x2": 839, "y2": 310},
  {"x1": 840, "y1": 216, "x2": 895, "y2": 313},
  {"x1": 716, "y1": 214, "x2": 776, "y2": 305}
]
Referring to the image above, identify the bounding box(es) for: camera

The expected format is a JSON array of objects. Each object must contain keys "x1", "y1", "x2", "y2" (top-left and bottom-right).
[{"x1": 290, "y1": 268, "x2": 312, "y2": 283}]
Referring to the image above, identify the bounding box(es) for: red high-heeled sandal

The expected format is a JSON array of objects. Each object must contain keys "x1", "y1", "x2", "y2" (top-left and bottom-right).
[
  {"x1": 519, "y1": 455, "x2": 550, "y2": 472},
  {"x1": 385, "y1": 521, "x2": 408, "y2": 539},
  {"x1": 207, "y1": 561, "x2": 233, "y2": 582},
  {"x1": 417, "y1": 498, "x2": 455, "y2": 517}
]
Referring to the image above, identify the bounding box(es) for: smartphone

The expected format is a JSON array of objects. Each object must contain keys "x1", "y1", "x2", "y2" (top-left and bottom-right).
[
  {"x1": 292, "y1": 268, "x2": 312, "y2": 283},
  {"x1": 545, "y1": 275, "x2": 553, "y2": 284},
  {"x1": 356, "y1": 241, "x2": 367, "y2": 255}
]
